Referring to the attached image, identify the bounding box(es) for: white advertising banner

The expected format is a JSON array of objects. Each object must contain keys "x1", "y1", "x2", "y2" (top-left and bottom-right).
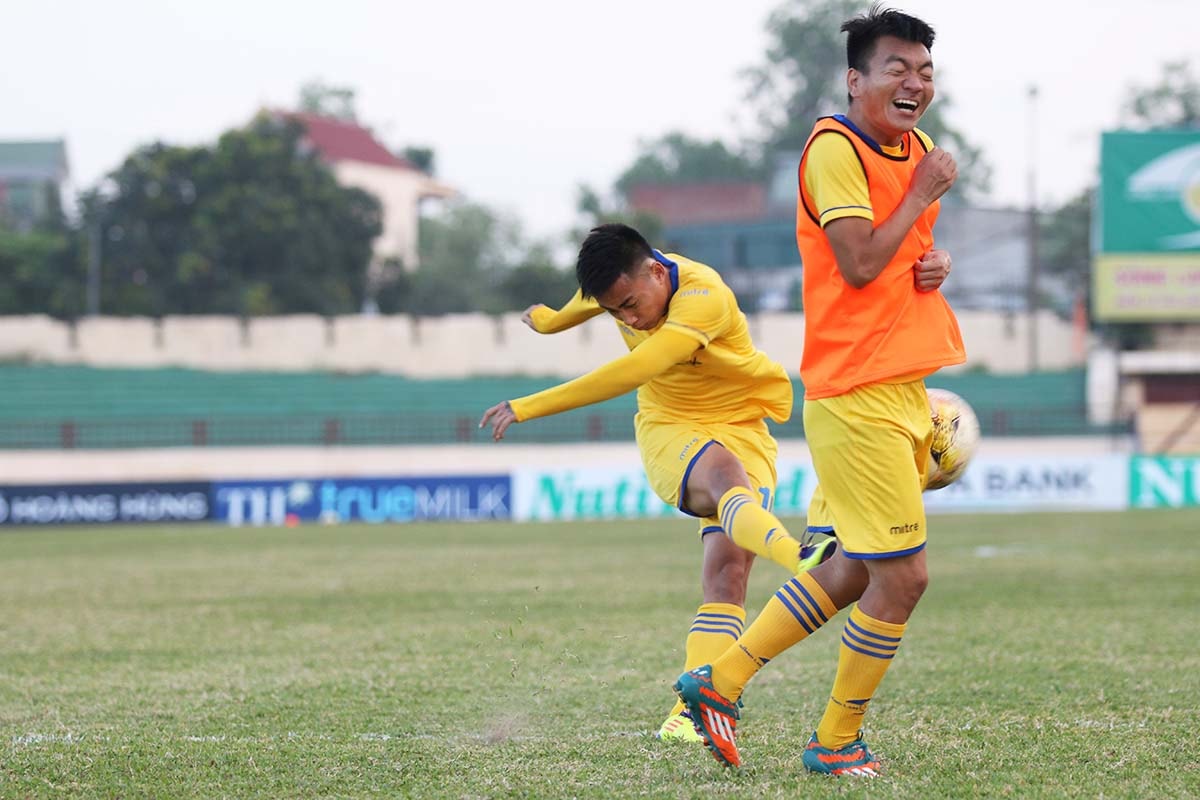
[
  {"x1": 512, "y1": 454, "x2": 1129, "y2": 522},
  {"x1": 920, "y1": 454, "x2": 1129, "y2": 512},
  {"x1": 512, "y1": 465, "x2": 680, "y2": 521}
]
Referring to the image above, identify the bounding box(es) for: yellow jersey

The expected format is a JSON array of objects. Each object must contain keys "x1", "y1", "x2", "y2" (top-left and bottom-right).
[{"x1": 511, "y1": 251, "x2": 793, "y2": 425}]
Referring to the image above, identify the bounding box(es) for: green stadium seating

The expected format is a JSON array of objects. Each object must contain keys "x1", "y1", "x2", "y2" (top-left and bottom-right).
[{"x1": 0, "y1": 365, "x2": 1125, "y2": 450}]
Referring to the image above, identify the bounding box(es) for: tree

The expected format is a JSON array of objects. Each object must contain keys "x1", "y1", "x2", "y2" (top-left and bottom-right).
[
  {"x1": 573, "y1": 185, "x2": 664, "y2": 244},
  {"x1": 298, "y1": 80, "x2": 358, "y2": 121},
  {"x1": 745, "y1": 0, "x2": 990, "y2": 199},
  {"x1": 1038, "y1": 187, "x2": 1092, "y2": 298},
  {"x1": 496, "y1": 245, "x2": 579, "y2": 311},
  {"x1": 913, "y1": 98, "x2": 992, "y2": 202},
  {"x1": 401, "y1": 146, "x2": 436, "y2": 175},
  {"x1": 401, "y1": 200, "x2": 585, "y2": 315},
  {"x1": 89, "y1": 115, "x2": 382, "y2": 316},
  {"x1": 615, "y1": 133, "x2": 762, "y2": 195},
  {"x1": 404, "y1": 201, "x2": 522, "y2": 315},
  {"x1": 0, "y1": 225, "x2": 83, "y2": 317},
  {"x1": 1122, "y1": 60, "x2": 1200, "y2": 129},
  {"x1": 742, "y1": 0, "x2": 860, "y2": 153},
  {"x1": 0, "y1": 160, "x2": 83, "y2": 317}
]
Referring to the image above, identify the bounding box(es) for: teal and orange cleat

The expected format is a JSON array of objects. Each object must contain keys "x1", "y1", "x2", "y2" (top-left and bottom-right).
[
  {"x1": 801, "y1": 731, "x2": 881, "y2": 776},
  {"x1": 655, "y1": 710, "x2": 703, "y2": 743},
  {"x1": 672, "y1": 665, "x2": 741, "y2": 767}
]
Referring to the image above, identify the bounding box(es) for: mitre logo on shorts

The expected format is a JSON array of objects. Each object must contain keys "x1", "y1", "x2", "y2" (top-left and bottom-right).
[
  {"x1": 678, "y1": 437, "x2": 702, "y2": 461},
  {"x1": 888, "y1": 521, "x2": 921, "y2": 536}
]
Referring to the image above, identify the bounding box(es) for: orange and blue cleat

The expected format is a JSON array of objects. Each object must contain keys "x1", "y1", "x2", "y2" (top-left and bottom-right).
[
  {"x1": 801, "y1": 731, "x2": 881, "y2": 776},
  {"x1": 672, "y1": 665, "x2": 741, "y2": 767}
]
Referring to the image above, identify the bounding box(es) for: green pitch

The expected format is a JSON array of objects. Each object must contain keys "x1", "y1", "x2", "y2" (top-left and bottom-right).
[{"x1": 2, "y1": 511, "x2": 1199, "y2": 798}]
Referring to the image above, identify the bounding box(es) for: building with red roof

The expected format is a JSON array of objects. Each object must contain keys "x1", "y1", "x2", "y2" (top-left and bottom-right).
[{"x1": 281, "y1": 112, "x2": 454, "y2": 273}]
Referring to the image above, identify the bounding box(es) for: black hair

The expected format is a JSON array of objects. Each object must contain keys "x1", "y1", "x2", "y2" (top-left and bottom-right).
[
  {"x1": 575, "y1": 223, "x2": 654, "y2": 299},
  {"x1": 841, "y1": 4, "x2": 936, "y2": 73}
]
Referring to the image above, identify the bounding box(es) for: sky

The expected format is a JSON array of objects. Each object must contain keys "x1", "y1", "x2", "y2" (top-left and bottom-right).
[{"x1": 4, "y1": 0, "x2": 1199, "y2": 242}]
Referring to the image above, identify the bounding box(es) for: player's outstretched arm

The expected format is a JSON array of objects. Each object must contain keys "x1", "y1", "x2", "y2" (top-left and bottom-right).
[
  {"x1": 479, "y1": 401, "x2": 518, "y2": 441},
  {"x1": 478, "y1": 328, "x2": 699, "y2": 440},
  {"x1": 523, "y1": 290, "x2": 604, "y2": 334}
]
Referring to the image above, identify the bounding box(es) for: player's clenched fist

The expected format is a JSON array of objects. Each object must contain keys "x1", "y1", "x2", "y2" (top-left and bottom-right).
[
  {"x1": 913, "y1": 248, "x2": 952, "y2": 293},
  {"x1": 909, "y1": 147, "x2": 957, "y2": 206}
]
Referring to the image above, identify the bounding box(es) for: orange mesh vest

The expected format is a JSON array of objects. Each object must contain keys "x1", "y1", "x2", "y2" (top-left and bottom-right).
[{"x1": 796, "y1": 115, "x2": 965, "y2": 399}]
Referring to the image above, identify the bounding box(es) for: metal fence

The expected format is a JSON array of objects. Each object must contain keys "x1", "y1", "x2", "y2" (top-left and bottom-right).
[{"x1": 0, "y1": 407, "x2": 1131, "y2": 450}]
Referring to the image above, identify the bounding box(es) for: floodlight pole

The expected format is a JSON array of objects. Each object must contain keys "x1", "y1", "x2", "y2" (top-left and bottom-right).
[
  {"x1": 1026, "y1": 84, "x2": 1040, "y2": 372},
  {"x1": 87, "y1": 216, "x2": 101, "y2": 316}
]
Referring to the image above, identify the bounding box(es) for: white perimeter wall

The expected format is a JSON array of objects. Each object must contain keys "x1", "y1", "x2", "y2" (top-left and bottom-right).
[
  {"x1": 0, "y1": 309, "x2": 1084, "y2": 377},
  {"x1": 0, "y1": 436, "x2": 1132, "y2": 485}
]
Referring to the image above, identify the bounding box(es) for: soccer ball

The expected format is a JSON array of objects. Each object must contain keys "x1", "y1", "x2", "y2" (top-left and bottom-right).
[{"x1": 925, "y1": 388, "x2": 980, "y2": 491}]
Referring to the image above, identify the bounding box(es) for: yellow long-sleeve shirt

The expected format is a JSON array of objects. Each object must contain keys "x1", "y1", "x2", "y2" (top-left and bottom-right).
[{"x1": 508, "y1": 252, "x2": 792, "y2": 426}]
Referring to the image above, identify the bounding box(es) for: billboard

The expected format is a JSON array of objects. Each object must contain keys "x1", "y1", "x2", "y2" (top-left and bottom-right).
[
  {"x1": 511, "y1": 455, "x2": 1128, "y2": 522},
  {"x1": 0, "y1": 482, "x2": 211, "y2": 526},
  {"x1": 211, "y1": 475, "x2": 512, "y2": 526},
  {"x1": 510, "y1": 461, "x2": 821, "y2": 522},
  {"x1": 1094, "y1": 130, "x2": 1200, "y2": 320},
  {"x1": 511, "y1": 465, "x2": 678, "y2": 522},
  {"x1": 1129, "y1": 456, "x2": 1200, "y2": 508},
  {"x1": 921, "y1": 455, "x2": 1128, "y2": 512}
]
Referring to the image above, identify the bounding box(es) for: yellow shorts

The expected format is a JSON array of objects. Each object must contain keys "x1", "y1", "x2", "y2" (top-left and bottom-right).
[
  {"x1": 806, "y1": 483, "x2": 834, "y2": 535},
  {"x1": 635, "y1": 413, "x2": 778, "y2": 537},
  {"x1": 802, "y1": 380, "x2": 932, "y2": 559}
]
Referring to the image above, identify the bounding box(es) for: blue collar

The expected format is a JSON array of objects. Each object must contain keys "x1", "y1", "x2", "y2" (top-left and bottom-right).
[
  {"x1": 833, "y1": 114, "x2": 907, "y2": 159},
  {"x1": 653, "y1": 249, "x2": 679, "y2": 294}
]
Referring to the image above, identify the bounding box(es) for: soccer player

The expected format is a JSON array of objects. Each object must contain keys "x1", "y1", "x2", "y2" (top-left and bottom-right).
[
  {"x1": 675, "y1": 5, "x2": 963, "y2": 774},
  {"x1": 479, "y1": 222, "x2": 836, "y2": 741}
]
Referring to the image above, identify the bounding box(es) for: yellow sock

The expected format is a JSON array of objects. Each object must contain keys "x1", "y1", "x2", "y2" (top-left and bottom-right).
[
  {"x1": 717, "y1": 487, "x2": 803, "y2": 572},
  {"x1": 667, "y1": 602, "x2": 745, "y2": 716},
  {"x1": 816, "y1": 604, "x2": 906, "y2": 748},
  {"x1": 710, "y1": 572, "x2": 837, "y2": 702}
]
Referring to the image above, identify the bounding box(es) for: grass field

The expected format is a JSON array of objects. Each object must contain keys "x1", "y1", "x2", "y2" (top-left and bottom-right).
[{"x1": 2, "y1": 510, "x2": 1199, "y2": 799}]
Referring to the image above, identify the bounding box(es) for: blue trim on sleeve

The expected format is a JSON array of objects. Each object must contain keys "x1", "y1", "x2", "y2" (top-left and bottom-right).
[
  {"x1": 806, "y1": 525, "x2": 835, "y2": 534},
  {"x1": 841, "y1": 542, "x2": 926, "y2": 560},
  {"x1": 819, "y1": 204, "x2": 873, "y2": 217},
  {"x1": 677, "y1": 439, "x2": 720, "y2": 517},
  {"x1": 699, "y1": 525, "x2": 724, "y2": 538}
]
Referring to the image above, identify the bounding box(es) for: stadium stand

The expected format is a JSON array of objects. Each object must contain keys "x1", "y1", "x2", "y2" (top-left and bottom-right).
[{"x1": 0, "y1": 365, "x2": 1129, "y2": 450}]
